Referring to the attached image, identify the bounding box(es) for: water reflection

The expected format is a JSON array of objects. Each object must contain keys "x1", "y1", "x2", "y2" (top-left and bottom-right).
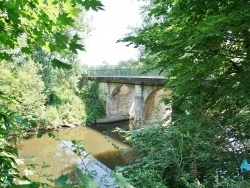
[
  {"x1": 91, "y1": 119, "x2": 130, "y2": 143},
  {"x1": 18, "y1": 126, "x2": 129, "y2": 183}
]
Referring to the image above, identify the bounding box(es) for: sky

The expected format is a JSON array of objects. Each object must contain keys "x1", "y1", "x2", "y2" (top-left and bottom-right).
[{"x1": 78, "y1": 0, "x2": 143, "y2": 66}]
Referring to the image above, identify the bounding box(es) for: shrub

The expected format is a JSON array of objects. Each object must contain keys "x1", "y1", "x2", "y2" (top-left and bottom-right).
[
  {"x1": 0, "y1": 61, "x2": 45, "y2": 116},
  {"x1": 118, "y1": 120, "x2": 250, "y2": 187}
]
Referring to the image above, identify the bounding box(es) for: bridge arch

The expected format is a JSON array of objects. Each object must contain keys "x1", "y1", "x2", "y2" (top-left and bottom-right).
[
  {"x1": 94, "y1": 72, "x2": 168, "y2": 128},
  {"x1": 107, "y1": 84, "x2": 134, "y2": 117},
  {"x1": 143, "y1": 89, "x2": 172, "y2": 125}
]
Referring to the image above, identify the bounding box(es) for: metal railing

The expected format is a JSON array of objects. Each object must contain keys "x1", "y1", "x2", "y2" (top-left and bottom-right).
[{"x1": 87, "y1": 68, "x2": 167, "y2": 77}]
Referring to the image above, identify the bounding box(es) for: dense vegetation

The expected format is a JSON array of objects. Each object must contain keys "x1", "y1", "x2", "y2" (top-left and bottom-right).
[
  {"x1": 0, "y1": 0, "x2": 106, "y2": 187},
  {"x1": 117, "y1": 0, "x2": 250, "y2": 187},
  {"x1": 79, "y1": 79, "x2": 106, "y2": 123}
]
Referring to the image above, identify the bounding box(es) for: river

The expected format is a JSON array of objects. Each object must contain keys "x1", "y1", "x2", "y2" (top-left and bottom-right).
[{"x1": 18, "y1": 125, "x2": 130, "y2": 184}]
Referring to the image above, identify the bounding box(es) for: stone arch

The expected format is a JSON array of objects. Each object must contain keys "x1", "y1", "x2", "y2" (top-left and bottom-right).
[
  {"x1": 143, "y1": 89, "x2": 172, "y2": 125},
  {"x1": 108, "y1": 84, "x2": 133, "y2": 117}
]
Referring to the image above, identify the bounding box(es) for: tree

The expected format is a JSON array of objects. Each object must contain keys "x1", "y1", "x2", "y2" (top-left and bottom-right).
[
  {"x1": 0, "y1": 0, "x2": 103, "y2": 66},
  {"x1": 0, "y1": 0, "x2": 104, "y2": 186},
  {"x1": 116, "y1": 59, "x2": 144, "y2": 69},
  {"x1": 79, "y1": 80, "x2": 106, "y2": 123},
  {"x1": 119, "y1": 0, "x2": 250, "y2": 186}
]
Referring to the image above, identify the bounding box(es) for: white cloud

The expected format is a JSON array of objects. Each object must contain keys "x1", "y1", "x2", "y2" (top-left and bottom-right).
[{"x1": 78, "y1": 0, "x2": 143, "y2": 66}]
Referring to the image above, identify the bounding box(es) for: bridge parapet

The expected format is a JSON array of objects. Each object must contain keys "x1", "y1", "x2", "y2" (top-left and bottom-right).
[{"x1": 87, "y1": 68, "x2": 166, "y2": 78}]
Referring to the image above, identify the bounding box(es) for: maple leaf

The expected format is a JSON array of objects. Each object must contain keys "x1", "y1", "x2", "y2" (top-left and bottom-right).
[
  {"x1": 69, "y1": 41, "x2": 84, "y2": 53},
  {"x1": 81, "y1": 0, "x2": 104, "y2": 11},
  {"x1": 58, "y1": 13, "x2": 74, "y2": 26},
  {"x1": 69, "y1": 35, "x2": 84, "y2": 53},
  {"x1": 51, "y1": 59, "x2": 72, "y2": 69}
]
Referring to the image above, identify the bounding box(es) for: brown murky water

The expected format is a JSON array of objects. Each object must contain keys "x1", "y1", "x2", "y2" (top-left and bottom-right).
[{"x1": 17, "y1": 126, "x2": 129, "y2": 184}]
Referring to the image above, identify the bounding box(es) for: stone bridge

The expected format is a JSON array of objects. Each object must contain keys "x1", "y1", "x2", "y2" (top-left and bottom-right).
[{"x1": 87, "y1": 69, "x2": 172, "y2": 129}]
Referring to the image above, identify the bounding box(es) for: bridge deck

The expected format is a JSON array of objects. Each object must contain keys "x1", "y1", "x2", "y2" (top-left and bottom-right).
[
  {"x1": 87, "y1": 75, "x2": 166, "y2": 86},
  {"x1": 86, "y1": 69, "x2": 167, "y2": 86}
]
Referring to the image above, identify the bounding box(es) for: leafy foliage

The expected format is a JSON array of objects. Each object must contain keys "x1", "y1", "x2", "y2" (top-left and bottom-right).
[
  {"x1": 38, "y1": 69, "x2": 87, "y2": 126},
  {"x1": 119, "y1": 0, "x2": 250, "y2": 187},
  {"x1": 0, "y1": 137, "x2": 20, "y2": 186},
  {"x1": 0, "y1": 61, "x2": 45, "y2": 143},
  {"x1": 122, "y1": 0, "x2": 250, "y2": 128},
  {"x1": 0, "y1": 0, "x2": 104, "y2": 186},
  {"x1": 79, "y1": 80, "x2": 106, "y2": 123},
  {"x1": 0, "y1": 0, "x2": 103, "y2": 65},
  {"x1": 119, "y1": 121, "x2": 249, "y2": 187},
  {"x1": 0, "y1": 61, "x2": 45, "y2": 115}
]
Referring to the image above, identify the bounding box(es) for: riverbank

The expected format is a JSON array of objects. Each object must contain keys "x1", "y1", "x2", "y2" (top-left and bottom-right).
[{"x1": 95, "y1": 115, "x2": 130, "y2": 124}]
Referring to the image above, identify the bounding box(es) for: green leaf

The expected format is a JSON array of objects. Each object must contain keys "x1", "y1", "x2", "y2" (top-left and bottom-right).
[
  {"x1": 0, "y1": 52, "x2": 12, "y2": 61},
  {"x1": 27, "y1": 163, "x2": 39, "y2": 168},
  {"x1": 37, "y1": 130, "x2": 46, "y2": 138},
  {"x1": 114, "y1": 172, "x2": 134, "y2": 188},
  {"x1": 58, "y1": 13, "x2": 74, "y2": 26},
  {"x1": 75, "y1": 167, "x2": 99, "y2": 188},
  {"x1": 81, "y1": 0, "x2": 104, "y2": 11},
  {"x1": 21, "y1": 118, "x2": 29, "y2": 128},
  {"x1": 55, "y1": 174, "x2": 70, "y2": 186},
  {"x1": 69, "y1": 41, "x2": 84, "y2": 54},
  {"x1": 51, "y1": 59, "x2": 72, "y2": 69},
  {"x1": 0, "y1": 112, "x2": 11, "y2": 130},
  {"x1": 29, "y1": 120, "x2": 37, "y2": 128},
  {"x1": 21, "y1": 47, "x2": 33, "y2": 54},
  {"x1": 54, "y1": 33, "x2": 69, "y2": 49},
  {"x1": 48, "y1": 132, "x2": 56, "y2": 138},
  {"x1": 69, "y1": 34, "x2": 85, "y2": 53},
  {"x1": 69, "y1": 8, "x2": 83, "y2": 18}
]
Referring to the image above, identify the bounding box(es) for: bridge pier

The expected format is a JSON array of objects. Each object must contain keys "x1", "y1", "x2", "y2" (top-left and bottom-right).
[
  {"x1": 106, "y1": 82, "x2": 111, "y2": 116},
  {"x1": 134, "y1": 85, "x2": 144, "y2": 128}
]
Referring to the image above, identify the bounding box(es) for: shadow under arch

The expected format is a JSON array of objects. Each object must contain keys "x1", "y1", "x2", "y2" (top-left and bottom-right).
[
  {"x1": 108, "y1": 84, "x2": 133, "y2": 117},
  {"x1": 143, "y1": 88, "x2": 172, "y2": 125}
]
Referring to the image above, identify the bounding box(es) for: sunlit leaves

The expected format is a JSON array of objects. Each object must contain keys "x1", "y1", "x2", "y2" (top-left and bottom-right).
[
  {"x1": 64, "y1": 1, "x2": 83, "y2": 18},
  {"x1": 69, "y1": 8, "x2": 83, "y2": 18},
  {"x1": 0, "y1": 0, "x2": 105, "y2": 187},
  {"x1": 80, "y1": 80, "x2": 106, "y2": 123},
  {"x1": 0, "y1": 0, "x2": 104, "y2": 65},
  {"x1": 71, "y1": 140, "x2": 85, "y2": 156},
  {"x1": 23, "y1": 169, "x2": 37, "y2": 177}
]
